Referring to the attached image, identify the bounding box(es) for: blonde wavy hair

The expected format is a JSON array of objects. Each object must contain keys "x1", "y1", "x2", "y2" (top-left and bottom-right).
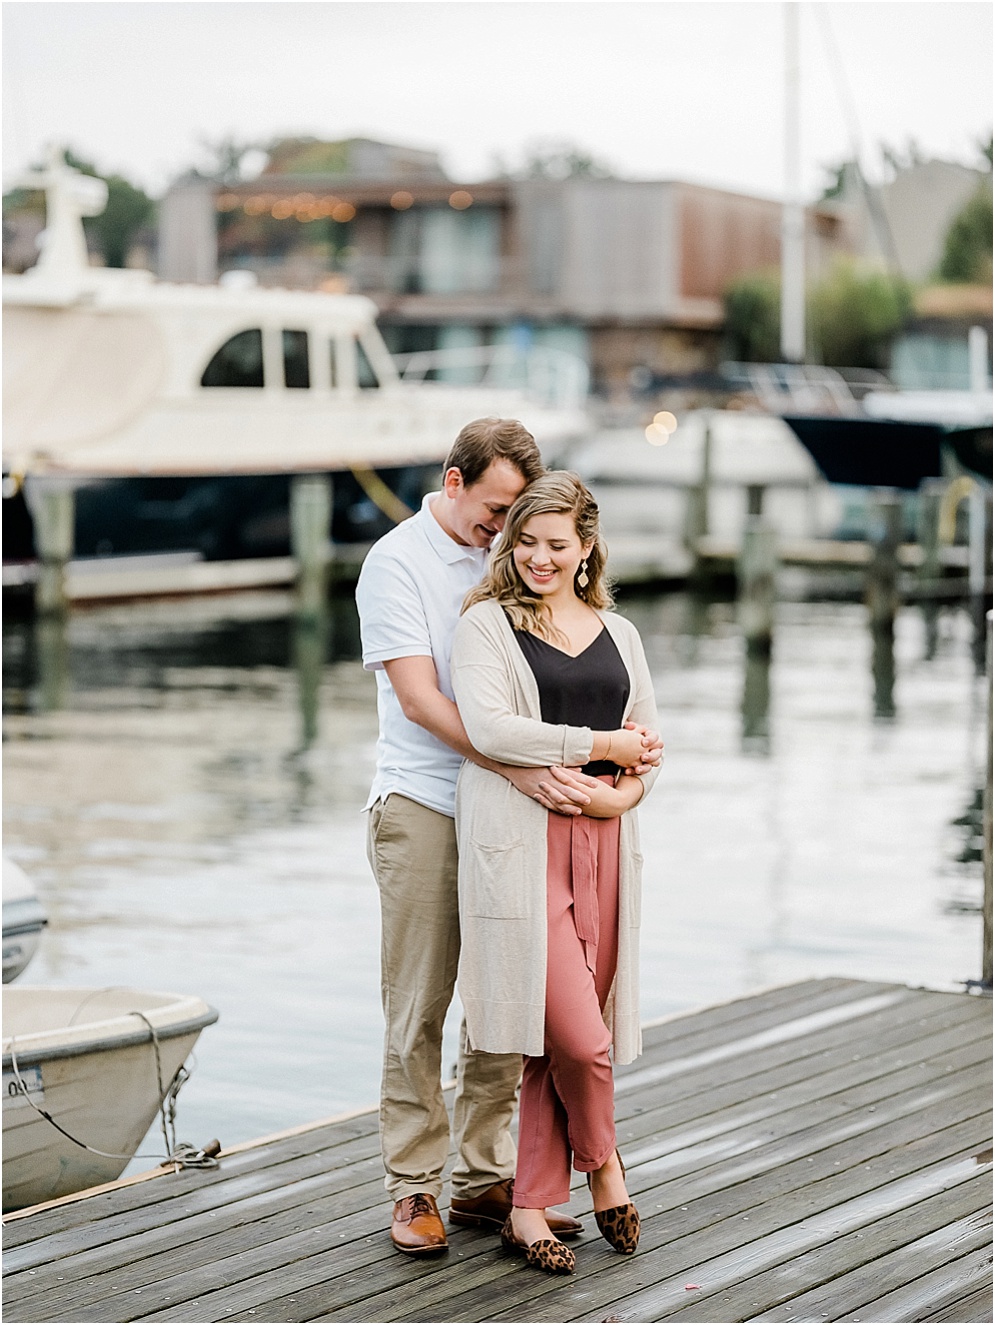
[{"x1": 463, "y1": 471, "x2": 613, "y2": 641}]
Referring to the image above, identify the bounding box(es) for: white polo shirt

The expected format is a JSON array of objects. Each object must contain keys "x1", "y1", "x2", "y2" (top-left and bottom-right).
[{"x1": 357, "y1": 493, "x2": 488, "y2": 818}]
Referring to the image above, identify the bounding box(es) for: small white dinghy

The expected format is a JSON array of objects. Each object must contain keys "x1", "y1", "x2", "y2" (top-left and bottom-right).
[
  {"x1": 2, "y1": 858, "x2": 48, "y2": 984},
  {"x1": 2, "y1": 986, "x2": 218, "y2": 1211}
]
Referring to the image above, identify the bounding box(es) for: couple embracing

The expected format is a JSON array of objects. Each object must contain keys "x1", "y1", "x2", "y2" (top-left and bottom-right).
[{"x1": 357, "y1": 417, "x2": 662, "y2": 1276}]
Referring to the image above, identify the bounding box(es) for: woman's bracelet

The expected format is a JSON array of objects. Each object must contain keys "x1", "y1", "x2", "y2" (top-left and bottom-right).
[{"x1": 606, "y1": 732, "x2": 613, "y2": 759}]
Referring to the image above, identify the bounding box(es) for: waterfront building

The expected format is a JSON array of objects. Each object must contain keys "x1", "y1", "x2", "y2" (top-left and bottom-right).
[{"x1": 155, "y1": 137, "x2": 853, "y2": 398}]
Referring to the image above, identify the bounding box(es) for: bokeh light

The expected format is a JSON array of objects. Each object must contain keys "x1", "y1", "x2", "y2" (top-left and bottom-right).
[
  {"x1": 391, "y1": 191, "x2": 414, "y2": 210},
  {"x1": 449, "y1": 191, "x2": 473, "y2": 210},
  {"x1": 331, "y1": 202, "x2": 356, "y2": 223}
]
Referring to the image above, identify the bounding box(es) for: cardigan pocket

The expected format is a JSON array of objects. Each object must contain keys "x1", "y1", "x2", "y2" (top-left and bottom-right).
[{"x1": 464, "y1": 839, "x2": 530, "y2": 919}]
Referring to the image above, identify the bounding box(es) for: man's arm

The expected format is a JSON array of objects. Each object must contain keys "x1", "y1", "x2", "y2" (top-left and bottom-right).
[{"x1": 383, "y1": 656, "x2": 591, "y2": 815}]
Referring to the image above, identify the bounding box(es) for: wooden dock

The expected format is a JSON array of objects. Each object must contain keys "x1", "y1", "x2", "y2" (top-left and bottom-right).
[{"x1": 3, "y1": 978, "x2": 991, "y2": 1323}]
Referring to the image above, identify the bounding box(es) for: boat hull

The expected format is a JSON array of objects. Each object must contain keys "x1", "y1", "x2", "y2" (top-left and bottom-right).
[
  {"x1": 2, "y1": 462, "x2": 436, "y2": 566},
  {"x1": 782, "y1": 415, "x2": 992, "y2": 490},
  {"x1": 2, "y1": 987, "x2": 218, "y2": 1212},
  {"x1": 2, "y1": 859, "x2": 48, "y2": 984}
]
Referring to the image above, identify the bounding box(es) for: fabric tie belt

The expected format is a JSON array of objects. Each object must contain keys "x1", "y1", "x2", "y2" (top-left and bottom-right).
[{"x1": 568, "y1": 775, "x2": 616, "y2": 971}]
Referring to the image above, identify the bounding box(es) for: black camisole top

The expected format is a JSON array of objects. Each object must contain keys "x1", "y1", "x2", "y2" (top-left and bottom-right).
[{"x1": 514, "y1": 624, "x2": 631, "y2": 777}]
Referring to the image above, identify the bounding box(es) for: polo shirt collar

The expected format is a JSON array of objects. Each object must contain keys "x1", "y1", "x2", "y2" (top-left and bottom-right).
[{"x1": 419, "y1": 492, "x2": 488, "y2": 566}]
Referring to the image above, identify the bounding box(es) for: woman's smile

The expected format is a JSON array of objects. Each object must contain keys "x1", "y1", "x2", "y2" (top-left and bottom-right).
[{"x1": 525, "y1": 563, "x2": 558, "y2": 586}]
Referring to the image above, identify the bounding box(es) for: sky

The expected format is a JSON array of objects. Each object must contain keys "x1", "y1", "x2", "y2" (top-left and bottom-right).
[{"x1": 2, "y1": 1, "x2": 992, "y2": 201}]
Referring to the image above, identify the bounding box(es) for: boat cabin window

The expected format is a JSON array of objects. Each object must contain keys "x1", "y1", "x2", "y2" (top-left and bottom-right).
[
  {"x1": 282, "y1": 330, "x2": 310, "y2": 389},
  {"x1": 201, "y1": 329, "x2": 265, "y2": 388},
  {"x1": 356, "y1": 338, "x2": 380, "y2": 390}
]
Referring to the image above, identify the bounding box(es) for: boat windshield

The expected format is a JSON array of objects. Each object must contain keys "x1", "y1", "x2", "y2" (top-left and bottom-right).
[
  {"x1": 356, "y1": 338, "x2": 379, "y2": 390},
  {"x1": 201, "y1": 330, "x2": 265, "y2": 388}
]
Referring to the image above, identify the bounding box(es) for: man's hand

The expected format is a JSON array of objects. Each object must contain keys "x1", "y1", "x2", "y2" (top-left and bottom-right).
[
  {"x1": 623, "y1": 722, "x2": 664, "y2": 776},
  {"x1": 504, "y1": 765, "x2": 592, "y2": 816},
  {"x1": 542, "y1": 767, "x2": 645, "y2": 818}
]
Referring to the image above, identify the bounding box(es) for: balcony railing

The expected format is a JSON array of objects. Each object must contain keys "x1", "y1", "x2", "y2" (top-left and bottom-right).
[
  {"x1": 345, "y1": 253, "x2": 512, "y2": 297},
  {"x1": 393, "y1": 344, "x2": 590, "y2": 411}
]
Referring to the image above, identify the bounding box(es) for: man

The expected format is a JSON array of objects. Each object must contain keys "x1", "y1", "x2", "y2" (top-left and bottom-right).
[{"x1": 357, "y1": 417, "x2": 657, "y2": 1255}]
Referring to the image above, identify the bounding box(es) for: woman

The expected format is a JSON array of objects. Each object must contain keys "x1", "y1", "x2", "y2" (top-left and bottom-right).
[{"x1": 451, "y1": 472, "x2": 661, "y2": 1275}]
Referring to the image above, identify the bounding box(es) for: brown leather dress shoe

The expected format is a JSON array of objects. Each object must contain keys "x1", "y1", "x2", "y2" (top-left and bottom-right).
[
  {"x1": 390, "y1": 1193, "x2": 448, "y2": 1255},
  {"x1": 449, "y1": 1178, "x2": 583, "y2": 1238}
]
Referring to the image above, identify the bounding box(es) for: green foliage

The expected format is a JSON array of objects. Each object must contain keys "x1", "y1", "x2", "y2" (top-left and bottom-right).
[
  {"x1": 63, "y1": 148, "x2": 155, "y2": 268},
  {"x1": 722, "y1": 272, "x2": 781, "y2": 362},
  {"x1": 938, "y1": 184, "x2": 993, "y2": 284},
  {"x1": 262, "y1": 138, "x2": 352, "y2": 175},
  {"x1": 808, "y1": 260, "x2": 911, "y2": 370},
  {"x1": 519, "y1": 139, "x2": 615, "y2": 180},
  {"x1": 819, "y1": 159, "x2": 851, "y2": 201},
  {"x1": 198, "y1": 136, "x2": 265, "y2": 185},
  {"x1": 723, "y1": 262, "x2": 911, "y2": 369}
]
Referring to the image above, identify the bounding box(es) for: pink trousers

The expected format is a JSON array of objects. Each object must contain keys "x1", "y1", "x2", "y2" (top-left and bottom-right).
[{"x1": 513, "y1": 786, "x2": 621, "y2": 1209}]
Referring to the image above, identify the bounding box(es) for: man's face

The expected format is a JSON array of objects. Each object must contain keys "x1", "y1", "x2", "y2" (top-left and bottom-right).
[{"x1": 442, "y1": 459, "x2": 529, "y2": 549}]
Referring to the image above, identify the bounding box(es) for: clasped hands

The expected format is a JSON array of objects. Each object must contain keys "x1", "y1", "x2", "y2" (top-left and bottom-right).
[{"x1": 511, "y1": 723, "x2": 663, "y2": 818}]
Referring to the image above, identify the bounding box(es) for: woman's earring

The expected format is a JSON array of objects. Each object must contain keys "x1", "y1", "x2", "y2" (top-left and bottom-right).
[{"x1": 577, "y1": 559, "x2": 589, "y2": 589}]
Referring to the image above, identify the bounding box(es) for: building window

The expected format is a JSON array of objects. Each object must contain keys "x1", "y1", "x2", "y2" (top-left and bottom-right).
[
  {"x1": 283, "y1": 330, "x2": 310, "y2": 388},
  {"x1": 388, "y1": 207, "x2": 501, "y2": 295},
  {"x1": 201, "y1": 329, "x2": 265, "y2": 388}
]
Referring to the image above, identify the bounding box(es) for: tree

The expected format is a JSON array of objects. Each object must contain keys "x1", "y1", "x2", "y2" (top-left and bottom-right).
[
  {"x1": 197, "y1": 135, "x2": 269, "y2": 185},
  {"x1": 808, "y1": 260, "x2": 911, "y2": 370},
  {"x1": 723, "y1": 262, "x2": 910, "y2": 369},
  {"x1": 518, "y1": 139, "x2": 615, "y2": 180},
  {"x1": 722, "y1": 272, "x2": 781, "y2": 362},
  {"x1": 938, "y1": 184, "x2": 993, "y2": 284},
  {"x1": 64, "y1": 149, "x2": 155, "y2": 268}
]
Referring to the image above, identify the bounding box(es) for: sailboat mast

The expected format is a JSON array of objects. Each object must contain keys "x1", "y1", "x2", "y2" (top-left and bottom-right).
[{"x1": 780, "y1": 2, "x2": 806, "y2": 363}]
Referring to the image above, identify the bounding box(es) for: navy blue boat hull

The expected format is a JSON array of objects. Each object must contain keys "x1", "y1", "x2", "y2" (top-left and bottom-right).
[
  {"x1": 2, "y1": 464, "x2": 437, "y2": 566},
  {"x1": 783, "y1": 415, "x2": 991, "y2": 490}
]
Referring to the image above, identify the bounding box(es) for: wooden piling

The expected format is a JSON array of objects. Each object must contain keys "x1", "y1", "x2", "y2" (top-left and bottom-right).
[
  {"x1": 917, "y1": 478, "x2": 945, "y2": 658},
  {"x1": 969, "y1": 487, "x2": 993, "y2": 676},
  {"x1": 867, "y1": 492, "x2": 902, "y2": 719},
  {"x1": 26, "y1": 481, "x2": 75, "y2": 615},
  {"x1": 686, "y1": 414, "x2": 713, "y2": 585},
  {"x1": 983, "y1": 610, "x2": 993, "y2": 990},
  {"x1": 738, "y1": 487, "x2": 777, "y2": 659},
  {"x1": 290, "y1": 473, "x2": 333, "y2": 619},
  {"x1": 867, "y1": 491, "x2": 902, "y2": 629}
]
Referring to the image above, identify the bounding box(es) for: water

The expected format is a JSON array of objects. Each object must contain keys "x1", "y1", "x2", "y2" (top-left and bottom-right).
[{"x1": 2, "y1": 589, "x2": 986, "y2": 1173}]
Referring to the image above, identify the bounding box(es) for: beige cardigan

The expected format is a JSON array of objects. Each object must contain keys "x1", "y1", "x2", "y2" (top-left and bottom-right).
[{"x1": 451, "y1": 597, "x2": 660, "y2": 1064}]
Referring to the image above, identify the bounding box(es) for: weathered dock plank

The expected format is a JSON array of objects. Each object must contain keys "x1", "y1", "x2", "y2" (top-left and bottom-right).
[{"x1": 3, "y1": 979, "x2": 990, "y2": 1324}]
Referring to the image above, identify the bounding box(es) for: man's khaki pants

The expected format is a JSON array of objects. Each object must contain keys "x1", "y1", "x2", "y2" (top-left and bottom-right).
[{"x1": 367, "y1": 793, "x2": 521, "y2": 1202}]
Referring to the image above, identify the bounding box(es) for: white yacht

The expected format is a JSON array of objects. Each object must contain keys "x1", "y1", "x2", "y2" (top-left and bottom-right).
[{"x1": 3, "y1": 149, "x2": 590, "y2": 566}]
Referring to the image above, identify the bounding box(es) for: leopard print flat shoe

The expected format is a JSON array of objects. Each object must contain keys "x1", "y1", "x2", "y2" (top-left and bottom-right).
[
  {"x1": 594, "y1": 1202, "x2": 641, "y2": 1254},
  {"x1": 500, "y1": 1216, "x2": 576, "y2": 1274},
  {"x1": 588, "y1": 1150, "x2": 641, "y2": 1254}
]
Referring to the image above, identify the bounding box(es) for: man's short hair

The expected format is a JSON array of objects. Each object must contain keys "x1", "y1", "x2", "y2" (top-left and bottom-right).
[{"x1": 443, "y1": 418, "x2": 545, "y2": 488}]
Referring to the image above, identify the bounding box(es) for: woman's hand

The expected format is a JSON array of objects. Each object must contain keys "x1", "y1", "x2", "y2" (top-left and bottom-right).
[
  {"x1": 592, "y1": 726, "x2": 651, "y2": 769},
  {"x1": 621, "y1": 722, "x2": 664, "y2": 776},
  {"x1": 539, "y1": 768, "x2": 645, "y2": 819}
]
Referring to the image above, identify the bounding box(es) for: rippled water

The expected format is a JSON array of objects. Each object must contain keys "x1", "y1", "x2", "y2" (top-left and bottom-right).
[{"x1": 2, "y1": 589, "x2": 986, "y2": 1171}]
